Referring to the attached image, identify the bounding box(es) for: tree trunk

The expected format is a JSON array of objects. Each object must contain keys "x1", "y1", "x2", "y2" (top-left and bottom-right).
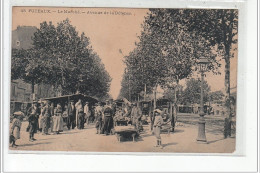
[
  {"x1": 31, "y1": 79, "x2": 35, "y2": 94},
  {"x1": 153, "y1": 84, "x2": 157, "y2": 110},
  {"x1": 173, "y1": 80, "x2": 179, "y2": 127},
  {"x1": 144, "y1": 84, "x2": 147, "y2": 101},
  {"x1": 224, "y1": 51, "x2": 232, "y2": 138},
  {"x1": 223, "y1": 10, "x2": 235, "y2": 138}
]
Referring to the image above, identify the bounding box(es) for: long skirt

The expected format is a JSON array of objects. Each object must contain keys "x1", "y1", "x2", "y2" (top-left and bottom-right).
[
  {"x1": 13, "y1": 126, "x2": 20, "y2": 140},
  {"x1": 42, "y1": 116, "x2": 50, "y2": 134},
  {"x1": 103, "y1": 116, "x2": 113, "y2": 134},
  {"x1": 154, "y1": 126, "x2": 161, "y2": 139},
  {"x1": 95, "y1": 116, "x2": 103, "y2": 130},
  {"x1": 52, "y1": 115, "x2": 63, "y2": 132},
  {"x1": 29, "y1": 122, "x2": 37, "y2": 134},
  {"x1": 77, "y1": 112, "x2": 84, "y2": 129},
  {"x1": 38, "y1": 116, "x2": 44, "y2": 129}
]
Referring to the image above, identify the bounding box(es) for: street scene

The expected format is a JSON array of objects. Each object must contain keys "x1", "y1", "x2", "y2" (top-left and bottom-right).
[{"x1": 10, "y1": 7, "x2": 237, "y2": 153}]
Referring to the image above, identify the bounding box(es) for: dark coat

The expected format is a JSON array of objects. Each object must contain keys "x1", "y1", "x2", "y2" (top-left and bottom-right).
[{"x1": 68, "y1": 104, "x2": 76, "y2": 117}]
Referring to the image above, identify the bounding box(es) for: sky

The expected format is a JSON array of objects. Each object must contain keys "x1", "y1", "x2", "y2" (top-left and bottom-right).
[{"x1": 12, "y1": 7, "x2": 237, "y2": 99}]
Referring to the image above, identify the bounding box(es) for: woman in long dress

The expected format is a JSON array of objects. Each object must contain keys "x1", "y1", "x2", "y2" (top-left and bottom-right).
[
  {"x1": 75, "y1": 99, "x2": 84, "y2": 129},
  {"x1": 10, "y1": 114, "x2": 23, "y2": 147},
  {"x1": 52, "y1": 103, "x2": 63, "y2": 134}
]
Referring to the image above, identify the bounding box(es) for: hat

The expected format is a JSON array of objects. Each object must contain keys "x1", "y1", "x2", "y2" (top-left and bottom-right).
[
  {"x1": 13, "y1": 111, "x2": 24, "y2": 116},
  {"x1": 154, "y1": 109, "x2": 162, "y2": 114}
]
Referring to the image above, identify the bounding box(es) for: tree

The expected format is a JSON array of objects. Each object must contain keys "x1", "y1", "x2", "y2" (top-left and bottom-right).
[
  {"x1": 11, "y1": 48, "x2": 48, "y2": 94},
  {"x1": 141, "y1": 9, "x2": 218, "y2": 116},
  {"x1": 12, "y1": 19, "x2": 111, "y2": 99},
  {"x1": 120, "y1": 9, "x2": 219, "y2": 111},
  {"x1": 183, "y1": 9, "x2": 238, "y2": 137},
  {"x1": 209, "y1": 90, "x2": 224, "y2": 104},
  {"x1": 180, "y1": 78, "x2": 210, "y2": 105}
]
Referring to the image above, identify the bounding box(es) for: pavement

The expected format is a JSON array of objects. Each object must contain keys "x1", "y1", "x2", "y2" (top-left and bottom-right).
[{"x1": 9, "y1": 115, "x2": 236, "y2": 153}]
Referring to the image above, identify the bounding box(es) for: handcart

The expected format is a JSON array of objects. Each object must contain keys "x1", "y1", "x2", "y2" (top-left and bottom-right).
[{"x1": 114, "y1": 125, "x2": 138, "y2": 142}]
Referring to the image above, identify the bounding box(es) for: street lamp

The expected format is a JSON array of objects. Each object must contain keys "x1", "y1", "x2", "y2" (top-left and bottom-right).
[{"x1": 197, "y1": 58, "x2": 210, "y2": 143}]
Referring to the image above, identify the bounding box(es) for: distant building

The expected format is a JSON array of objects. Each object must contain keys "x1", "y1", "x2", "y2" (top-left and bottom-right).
[
  {"x1": 12, "y1": 26, "x2": 37, "y2": 50},
  {"x1": 11, "y1": 26, "x2": 56, "y2": 105}
]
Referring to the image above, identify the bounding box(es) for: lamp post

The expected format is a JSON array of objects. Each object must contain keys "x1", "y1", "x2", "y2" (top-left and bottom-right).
[{"x1": 196, "y1": 58, "x2": 210, "y2": 143}]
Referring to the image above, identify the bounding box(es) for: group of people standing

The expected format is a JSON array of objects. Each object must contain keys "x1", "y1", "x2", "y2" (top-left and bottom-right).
[{"x1": 10, "y1": 98, "x2": 170, "y2": 149}]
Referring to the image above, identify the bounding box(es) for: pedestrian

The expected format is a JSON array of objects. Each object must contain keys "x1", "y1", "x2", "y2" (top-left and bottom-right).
[
  {"x1": 27, "y1": 102, "x2": 40, "y2": 132},
  {"x1": 103, "y1": 100, "x2": 113, "y2": 135},
  {"x1": 62, "y1": 105, "x2": 68, "y2": 125},
  {"x1": 42, "y1": 100, "x2": 51, "y2": 135},
  {"x1": 27, "y1": 107, "x2": 38, "y2": 142},
  {"x1": 75, "y1": 99, "x2": 84, "y2": 129},
  {"x1": 84, "y1": 102, "x2": 90, "y2": 125},
  {"x1": 67, "y1": 100, "x2": 76, "y2": 130},
  {"x1": 52, "y1": 103, "x2": 64, "y2": 134},
  {"x1": 50, "y1": 102, "x2": 55, "y2": 133},
  {"x1": 153, "y1": 109, "x2": 164, "y2": 149},
  {"x1": 95, "y1": 102, "x2": 103, "y2": 134},
  {"x1": 38, "y1": 101, "x2": 45, "y2": 132},
  {"x1": 10, "y1": 112, "x2": 23, "y2": 147},
  {"x1": 131, "y1": 103, "x2": 142, "y2": 132}
]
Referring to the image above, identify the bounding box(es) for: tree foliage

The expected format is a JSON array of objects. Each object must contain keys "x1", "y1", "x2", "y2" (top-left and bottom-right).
[
  {"x1": 119, "y1": 9, "x2": 218, "y2": 103},
  {"x1": 180, "y1": 78, "x2": 211, "y2": 105},
  {"x1": 11, "y1": 19, "x2": 111, "y2": 99},
  {"x1": 209, "y1": 90, "x2": 224, "y2": 103}
]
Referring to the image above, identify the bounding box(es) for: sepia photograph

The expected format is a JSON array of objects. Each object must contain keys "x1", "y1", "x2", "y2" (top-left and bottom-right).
[{"x1": 9, "y1": 7, "x2": 238, "y2": 153}]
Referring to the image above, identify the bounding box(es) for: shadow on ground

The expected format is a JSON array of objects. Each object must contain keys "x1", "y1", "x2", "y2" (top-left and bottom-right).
[
  {"x1": 163, "y1": 142, "x2": 178, "y2": 147},
  {"x1": 11, "y1": 142, "x2": 52, "y2": 148}
]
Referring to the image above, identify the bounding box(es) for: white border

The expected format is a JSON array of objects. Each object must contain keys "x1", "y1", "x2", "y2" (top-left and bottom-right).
[{"x1": 2, "y1": 0, "x2": 258, "y2": 172}]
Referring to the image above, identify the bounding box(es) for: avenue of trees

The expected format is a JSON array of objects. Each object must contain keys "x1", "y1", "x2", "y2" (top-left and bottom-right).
[
  {"x1": 119, "y1": 9, "x2": 238, "y2": 136},
  {"x1": 12, "y1": 19, "x2": 111, "y2": 100}
]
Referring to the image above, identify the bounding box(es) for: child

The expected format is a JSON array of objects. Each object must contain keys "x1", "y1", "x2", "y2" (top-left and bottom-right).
[
  {"x1": 153, "y1": 109, "x2": 164, "y2": 149},
  {"x1": 10, "y1": 113, "x2": 23, "y2": 147}
]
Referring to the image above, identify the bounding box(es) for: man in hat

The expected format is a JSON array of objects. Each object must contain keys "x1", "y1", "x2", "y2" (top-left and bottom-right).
[
  {"x1": 27, "y1": 102, "x2": 40, "y2": 132},
  {"x1": 28, "y1": 108, "x2": 38, "y2": 141},
  {"x1": 103, "y1": 100, "x2": 113, "y2": 135},
  {"x1": 94, "y1": 102, "x2": 103, "y2": 134},
  {"x1": 131, "y1": 103, "x2": 142, "y2": 132},
  {"x1": 27, "y1": 102, "x2": 39, "y2": 141},
  {"x1": 67, "y1": 100, "x2": 76, "y2": 130}
]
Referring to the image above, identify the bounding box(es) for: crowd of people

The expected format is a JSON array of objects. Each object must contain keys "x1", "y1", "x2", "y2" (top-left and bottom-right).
[{"x1": 10, "y1": 99, "x2": 171, "y2": 149}]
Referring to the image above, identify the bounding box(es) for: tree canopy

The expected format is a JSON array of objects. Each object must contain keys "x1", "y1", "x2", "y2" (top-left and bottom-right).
[
  {"x1": 11, "y1": 19, "x2": 111, "y2": 99},
  {"x1": 180, "y1": 78, "x2": 211, "y2": 105},
  {"x1": 119, "y1": 9, "x2": 218, "y2": 102}
]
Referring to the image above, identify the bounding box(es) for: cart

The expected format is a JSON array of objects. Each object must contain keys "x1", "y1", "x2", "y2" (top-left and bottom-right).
[{"x1": 114, "y1": 125, "x2": 138, "y2": 142}]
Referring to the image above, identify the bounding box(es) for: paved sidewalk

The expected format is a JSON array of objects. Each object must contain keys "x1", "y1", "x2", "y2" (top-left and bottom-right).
[{"x1": 9, "y1": 121, "x2": 235, "y2": 153}]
